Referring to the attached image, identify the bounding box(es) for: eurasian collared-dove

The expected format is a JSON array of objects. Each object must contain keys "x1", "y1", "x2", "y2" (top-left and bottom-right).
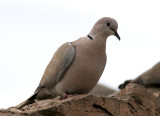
[
  {"x1": 119, "y1": 62, "x2": 160, "y2": 89},
  {"x1": 16, "y1": 17, "x2": 120, "y2": 108}
]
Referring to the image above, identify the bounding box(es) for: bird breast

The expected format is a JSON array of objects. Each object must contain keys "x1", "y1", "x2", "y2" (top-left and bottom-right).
[{"x1": 55, "y1": 37, "x2": 107, "y2": 95}]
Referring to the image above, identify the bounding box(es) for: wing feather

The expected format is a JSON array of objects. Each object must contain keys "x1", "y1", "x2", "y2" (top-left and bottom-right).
[{"x1": 40, "y1": 42, "x2": 75, "y2": 88}]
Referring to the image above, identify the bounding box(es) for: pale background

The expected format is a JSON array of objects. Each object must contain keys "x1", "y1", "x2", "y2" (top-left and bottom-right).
[{"x1": 0, "y1": 0, "x2": 160, "y2": 108}]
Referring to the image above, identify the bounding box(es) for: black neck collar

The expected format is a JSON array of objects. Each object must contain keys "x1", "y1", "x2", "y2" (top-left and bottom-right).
[{"x1": 87, "y1": 35, "x2": 93, "y2": 40}]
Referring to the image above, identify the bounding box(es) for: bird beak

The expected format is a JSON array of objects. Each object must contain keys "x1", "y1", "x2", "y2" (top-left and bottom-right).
[
  {"x1": 114, "y1": 31, "x2": 120, "y2": 41},
  {"x1": 110, "y1": 28, "x2": 120, "y2": 41}
]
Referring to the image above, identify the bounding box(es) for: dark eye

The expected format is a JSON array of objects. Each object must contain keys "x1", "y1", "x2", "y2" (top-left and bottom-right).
[{"x1": 106, "y1": 22, "x2": 110, "y2": 26}]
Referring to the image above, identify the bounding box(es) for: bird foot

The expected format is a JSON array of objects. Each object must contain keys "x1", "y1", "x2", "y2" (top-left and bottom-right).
[{"x1": 61, "y1": 92, "x2": 77, "y2": 100}]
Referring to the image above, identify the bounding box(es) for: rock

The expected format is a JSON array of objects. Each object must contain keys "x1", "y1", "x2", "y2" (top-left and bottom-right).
[{"x1": 0, "y1": 84, "x2": 160, "y2": 116}]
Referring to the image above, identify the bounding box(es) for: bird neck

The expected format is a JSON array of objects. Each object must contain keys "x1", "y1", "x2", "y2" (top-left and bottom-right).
[
  {"x1": 87, "y1": 35, "x2": 93, "y2": 40},
  {"x1": 86, "y1": 34, "x2": 107, "y2": 53},
  {"x1": 89, "y1": 25, "x2": 109, "y2": 40},
  {"x1": 88, "y1": 32, "x2": 109, "y2": 42}
]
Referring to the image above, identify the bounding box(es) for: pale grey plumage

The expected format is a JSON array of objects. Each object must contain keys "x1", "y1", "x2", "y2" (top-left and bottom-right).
[{"x1": 16, "y1": 17, "x2": 120, "y2": 108}]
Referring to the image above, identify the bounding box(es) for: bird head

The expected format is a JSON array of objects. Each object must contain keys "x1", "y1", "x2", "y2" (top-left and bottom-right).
[{"x1": 89, "y1": 17, "x2": 120, "y2": 40}]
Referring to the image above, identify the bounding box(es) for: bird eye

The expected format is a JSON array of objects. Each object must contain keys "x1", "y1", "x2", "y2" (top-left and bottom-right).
[{"x1": 106, "y1": 22, "x2": 110, "y2": 26}]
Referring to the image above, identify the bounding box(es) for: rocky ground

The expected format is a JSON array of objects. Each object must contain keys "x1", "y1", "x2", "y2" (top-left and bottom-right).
[{"x1": 0, "y1": 83, "x2": 160, "y2": 116}]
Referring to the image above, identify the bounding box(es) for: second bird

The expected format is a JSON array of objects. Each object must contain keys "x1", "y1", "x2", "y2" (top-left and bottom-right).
[{"x1": 16, "y1": 17, "x2": 120, "y2": 108}]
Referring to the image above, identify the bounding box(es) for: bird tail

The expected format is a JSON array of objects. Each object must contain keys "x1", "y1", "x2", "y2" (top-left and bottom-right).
[
  {"x1": 15, "y1": 99, "x2": 34, "y2": 109},
  {"x1": 15, "y1": 90, "x2": 38, "y2": 109},
  {"x1": 16, "y1": 84, "x2": 45, "y2": 108}
]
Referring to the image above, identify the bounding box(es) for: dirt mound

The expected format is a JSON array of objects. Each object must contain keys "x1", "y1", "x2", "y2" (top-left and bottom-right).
[{"x1": 0, "y1": 84, "x2": 160, "y2": 116}]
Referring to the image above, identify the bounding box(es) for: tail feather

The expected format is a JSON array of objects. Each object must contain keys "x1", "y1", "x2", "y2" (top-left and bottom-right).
[
  {"x1": 15, "y1": 84, "x2": 46, "y2": 109},
  {"x1": 15, "y1": 99, "x2": 34, "y2": 109},
  {"x1": 15, "y1": 90, "x2": 39, "y2": 109}
]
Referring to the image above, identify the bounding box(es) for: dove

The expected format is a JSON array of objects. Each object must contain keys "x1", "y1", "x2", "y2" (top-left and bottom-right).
[
  {"x1": 119, "y1": 62, "x2": 160, "y2": 89},
  {"x1": 16, "y1": 17, "x2": 120, "y2": 108}
]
